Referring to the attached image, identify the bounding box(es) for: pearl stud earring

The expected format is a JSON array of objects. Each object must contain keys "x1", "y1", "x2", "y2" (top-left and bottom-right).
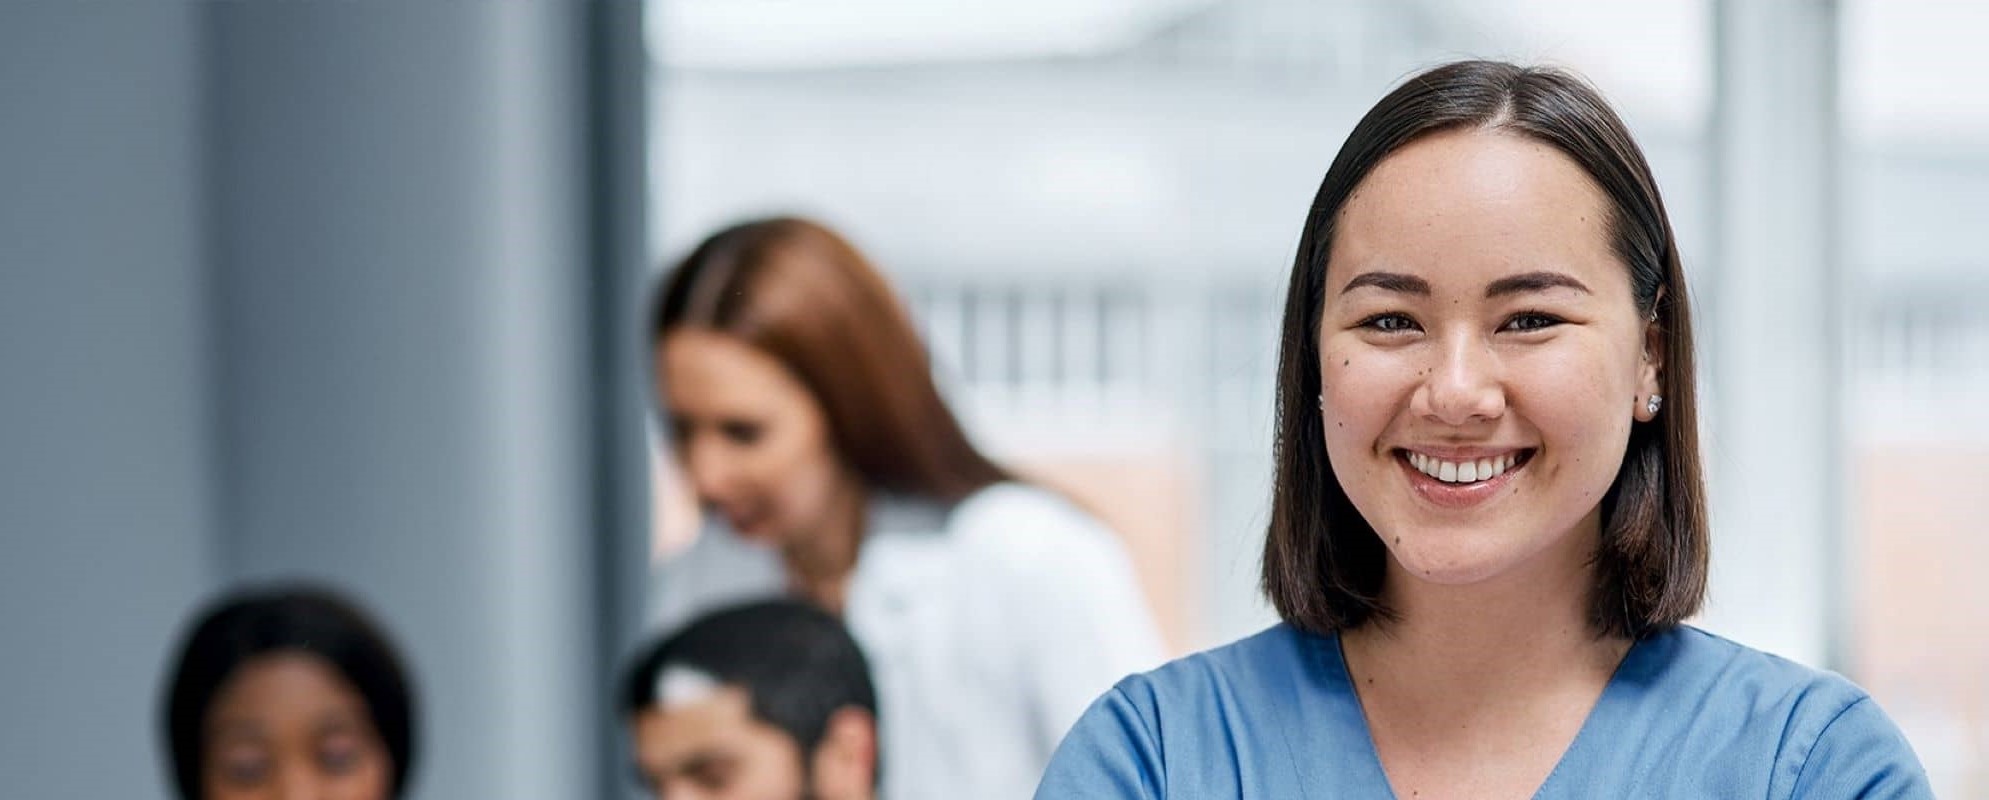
[{"x1": 1645, "y1": 394, "x2": 1662, "y2": 415}]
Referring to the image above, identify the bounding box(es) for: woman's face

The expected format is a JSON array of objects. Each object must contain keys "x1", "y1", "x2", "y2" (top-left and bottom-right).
[
  {"x1": 1317, "y1": 128, "x2": 1662, "y2": 590},
  {"x1": 202, "y1": 652, "x2": 393, "y2": 800},
  {"x1": 659, "y1": 329, "x2": 855, "y2": 547}
]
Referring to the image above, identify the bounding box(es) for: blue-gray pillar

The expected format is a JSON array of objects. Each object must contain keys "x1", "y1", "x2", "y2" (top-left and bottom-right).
[{"x1": 206, "y1": 3, "x2": 648, "y2": 798}]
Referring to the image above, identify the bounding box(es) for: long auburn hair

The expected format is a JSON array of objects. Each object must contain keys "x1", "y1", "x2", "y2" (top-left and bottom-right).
[
  {"x1": 650, "y1": 217, "x2": 1009, "y2": 504},
  {"x1": 1261, "y1": 60, "x2": 1709, "y2": 639}
]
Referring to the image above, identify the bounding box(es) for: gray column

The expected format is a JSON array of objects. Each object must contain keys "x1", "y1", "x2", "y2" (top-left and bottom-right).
[
  {"x1": 206, "y1": 2, "x2": 646, "y2": 798},
  {"x1": 584, "y1": 2, "x2": 659, "y2": 797},
  {"x1": 1705, "y1": 0, "x2": 1842, "y2": 668},
  {"x1": 0, "y1": 3, "x2": 217, "y2": 797}
]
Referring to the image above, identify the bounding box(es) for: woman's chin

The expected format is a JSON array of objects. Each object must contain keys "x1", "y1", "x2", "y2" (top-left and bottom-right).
[{"x1": 1387, "y1": 542, "x2": 1514, "y2": 587}]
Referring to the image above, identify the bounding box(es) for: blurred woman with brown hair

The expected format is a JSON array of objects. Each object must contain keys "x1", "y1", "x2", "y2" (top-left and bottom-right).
[{"x1": 647, "y1": 216, "x2": 1163, "y2": 799}]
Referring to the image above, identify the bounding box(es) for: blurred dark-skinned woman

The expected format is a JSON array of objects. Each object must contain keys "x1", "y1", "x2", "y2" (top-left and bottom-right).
[{"x1": 161, "y1": 585, "x2": 414, "y2": 800}]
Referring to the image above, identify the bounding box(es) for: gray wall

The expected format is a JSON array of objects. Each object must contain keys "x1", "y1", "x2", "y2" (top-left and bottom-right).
[{"x1": 0, "y1": 2, "x2": 649, "y2": 797}]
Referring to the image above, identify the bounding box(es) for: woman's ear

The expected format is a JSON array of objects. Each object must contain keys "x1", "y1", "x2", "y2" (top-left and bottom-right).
[
  {"x1": 808, "y1": 706, "x2": 878, "y2": 800},
  {"x1": 1635, "y1": 291, "x2": 1666, "y2": 422}
]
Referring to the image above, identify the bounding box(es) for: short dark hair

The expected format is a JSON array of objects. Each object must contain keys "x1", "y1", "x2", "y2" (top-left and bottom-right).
[
  {"x1": 622, "y1": 599, "x2": 878, "y2": 768},
  {"x1": 160, "y1": 584, "x2": 416, "y2": 799},
  {"x1": 1261, "y1": 59, "x2": 1708, "y2": 639}
]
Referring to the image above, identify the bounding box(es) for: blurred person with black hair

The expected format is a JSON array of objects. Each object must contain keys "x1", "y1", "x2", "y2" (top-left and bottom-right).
[
  {"x1": 161, "y1": 584, "x2": 415, "y2": 800},
  {"x1": 623, "y1": 599, "x2": 878, "y2": 800}
]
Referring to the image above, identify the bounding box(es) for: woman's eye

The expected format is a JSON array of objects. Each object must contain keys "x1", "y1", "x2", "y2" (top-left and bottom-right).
[
  {"x1": 691, "y1": 763, "x2": 736, "y2": 790},
  {"x1": 220, "y1": 755, "x2": 272, "y2": 786},
  {"x1": 319, "y1": 745, "x2": 361, "y2": 774},
  {"x1": 719, "y1": 421, "x2": 763, "y2": 446},
  {"x1": 1503, "y1": 312, "x2": 1565, "y2": 332},
  {"x1": 1358, "y1": 313, "x2": 1419, "y2": 333}
]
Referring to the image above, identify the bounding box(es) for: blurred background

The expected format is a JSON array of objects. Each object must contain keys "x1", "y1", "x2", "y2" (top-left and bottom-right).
[{"x1": 4, "y1": 0, "x2": 1984, "y2": 798}]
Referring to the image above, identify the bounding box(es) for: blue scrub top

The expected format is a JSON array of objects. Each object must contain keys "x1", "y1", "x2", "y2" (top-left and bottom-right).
[{"x1": 1037, "y1": 623, "x2": 1931, "y2": 798}]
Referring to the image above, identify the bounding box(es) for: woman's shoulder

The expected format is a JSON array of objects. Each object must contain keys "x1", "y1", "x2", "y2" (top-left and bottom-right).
[
  {"x1": 951, "y1": 481, "x2": 1100, "y2": 526},
  {"x1": 1039, "y1": 624, "x2": 1370, "y2": 795},
  {"x1": 1619, "y1": 625, "x2": 1887, "y2": 741},
  {"x1": 943, "y1": 481, "x2": 1120, "y2": 559},
  {"x1": 1635, "y1": 625, "x2": 1869, "y2": 712},
  {"x1": 1605, "y1": 625, "x2": 1930, "y2": 796},
  {"x1": 1111, "y1": 623, "x2": 1331, "y2": 711}
]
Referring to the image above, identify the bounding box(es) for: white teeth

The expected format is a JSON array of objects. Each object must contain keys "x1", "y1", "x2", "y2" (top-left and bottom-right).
[{"x1": 1408, "y1": 451, "x2": 1523, "y2": 484}]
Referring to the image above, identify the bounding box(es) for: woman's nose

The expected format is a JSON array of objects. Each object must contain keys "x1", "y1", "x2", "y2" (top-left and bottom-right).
[
  {"x1": 682, "y1": 435, "x2": 738, "y2": 502},
  {"x1": 1414, "y1": 335, "x2": 1507, "y2": 425}
]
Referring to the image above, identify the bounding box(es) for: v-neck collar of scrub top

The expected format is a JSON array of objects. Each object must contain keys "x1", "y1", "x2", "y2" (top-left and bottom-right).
[{"x1": 1282, "y1": 628, "x2": 1662, "y2": 799}]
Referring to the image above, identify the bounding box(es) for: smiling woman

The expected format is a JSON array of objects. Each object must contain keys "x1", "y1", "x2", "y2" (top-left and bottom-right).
[
  {"x1": 1034, "y1": 60, "x2": 1933, "y2": 799},
  {"x1": 1312, "y1": 127, "x2": 1667, "y2": 603}
]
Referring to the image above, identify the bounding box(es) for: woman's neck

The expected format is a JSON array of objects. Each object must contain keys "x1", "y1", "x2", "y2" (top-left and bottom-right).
[
  {"x1": 1342, "y1": 522, "x2": 1629, "y2": 708},
  {"x1": 782, "y1": 479, "x2": 868, "y2": 614},
  {"x1": 1342, "y1": 520, "x2": 1635, "y2": 800}
]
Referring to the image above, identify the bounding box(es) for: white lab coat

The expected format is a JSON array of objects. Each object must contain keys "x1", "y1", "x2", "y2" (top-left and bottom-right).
[{"x1": 648, "y1": 482, "x2": 1165, "y2": 800}]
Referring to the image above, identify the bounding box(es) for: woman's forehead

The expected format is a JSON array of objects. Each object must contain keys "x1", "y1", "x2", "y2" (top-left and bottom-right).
[{"x1": 1327, "y1": 132, "x2": 1620, "y2": 297}]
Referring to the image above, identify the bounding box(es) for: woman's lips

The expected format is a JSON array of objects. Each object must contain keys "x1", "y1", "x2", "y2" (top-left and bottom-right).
[{"x1": 1396, "y1": 447, "x2": 1534, "y2": 509}]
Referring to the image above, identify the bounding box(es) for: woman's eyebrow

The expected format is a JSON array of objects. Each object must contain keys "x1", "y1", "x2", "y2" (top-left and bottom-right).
[
  {"x1": 1485, "y1": 271, "x2": 1591, "y2": 298},
  {"x1": 313, "y1": 711, "x2": 364, "y2": 736},
  {"x1": 1340, "y1": 271, "x2": 1430, "y2": 296},
  {"x1": 211, "y1": 719, "x2": 266, "y2": 741}
]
